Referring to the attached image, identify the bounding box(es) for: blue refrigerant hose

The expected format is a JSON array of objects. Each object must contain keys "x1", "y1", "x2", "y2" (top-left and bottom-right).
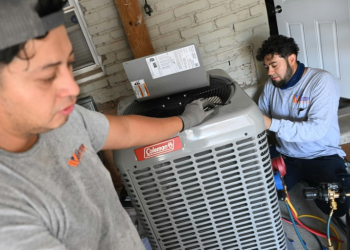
[
  {"x1": 285, "y1": 202, "x2": 308, "y2": 250},
  {"x1": 327, "y1": 215, "x2": 331, "y2": 242}
]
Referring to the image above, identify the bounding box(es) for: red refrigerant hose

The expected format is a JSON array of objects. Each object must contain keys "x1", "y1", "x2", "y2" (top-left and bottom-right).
[{"x1": 271, "y1": 155, "x2": 287, "y2": 177}]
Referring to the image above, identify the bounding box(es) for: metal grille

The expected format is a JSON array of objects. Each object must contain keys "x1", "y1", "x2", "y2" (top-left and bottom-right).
[
  {"x1": 121, "y1": 76, "x2": 234, "y2": 118},
  {"x1": 122, "y1": 131, "x2": 286, "y2": 250}
]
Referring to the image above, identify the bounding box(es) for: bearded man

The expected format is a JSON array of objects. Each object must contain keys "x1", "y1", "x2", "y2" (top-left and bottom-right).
[{"x1": 257, "y1": 35, "x2": 350, "y2": 218}]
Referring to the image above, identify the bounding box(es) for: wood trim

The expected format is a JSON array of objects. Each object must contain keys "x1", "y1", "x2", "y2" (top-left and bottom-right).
[{"x1": 114, "y1": 0, "x2": 154, "y2": 58}]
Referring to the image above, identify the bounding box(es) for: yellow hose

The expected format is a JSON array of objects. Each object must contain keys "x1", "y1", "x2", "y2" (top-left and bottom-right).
[{"x1": 286, "y1": 196, "x2": 341, "y2": 250}]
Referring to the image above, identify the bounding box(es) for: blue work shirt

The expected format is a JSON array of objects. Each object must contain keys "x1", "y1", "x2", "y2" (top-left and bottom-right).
[{"x1": 258, "y1": 68, "x2": 345, "y2": 159}]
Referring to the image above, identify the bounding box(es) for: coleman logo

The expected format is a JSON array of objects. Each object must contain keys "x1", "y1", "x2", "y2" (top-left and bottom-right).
[
  {"x1": 145, "y1": 141, "x2": 175, "y2": 158},
  {"x1": 135, "y1": 137, "x2": 183, "y2": 161}
]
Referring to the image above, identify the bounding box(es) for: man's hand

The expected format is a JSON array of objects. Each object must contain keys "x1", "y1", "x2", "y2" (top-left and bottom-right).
[
  {"x1": 179, "y1": 99, "x2": 215, "y2": 131},
  {"x1": 263, "y1": 115, "x2": 272, "y2": 130}
]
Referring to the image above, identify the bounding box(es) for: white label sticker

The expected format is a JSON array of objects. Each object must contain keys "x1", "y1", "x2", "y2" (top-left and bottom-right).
[
  {"x1": 130, "y1": 79, "x2": 150, "y2": 99},
  {"x1": 146, "y1": 45, "x2": 200, "y2": 79}
]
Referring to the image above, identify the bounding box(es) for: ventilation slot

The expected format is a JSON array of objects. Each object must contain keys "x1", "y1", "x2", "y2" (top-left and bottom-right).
[{"x1": 120, "y1": 131, "x2": 285, "y2": 250}]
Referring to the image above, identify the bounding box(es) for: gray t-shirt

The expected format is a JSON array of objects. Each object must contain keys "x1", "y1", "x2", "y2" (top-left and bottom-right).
[{"x1": 0, "y1": 105, "x2": 145, "y2": 250}]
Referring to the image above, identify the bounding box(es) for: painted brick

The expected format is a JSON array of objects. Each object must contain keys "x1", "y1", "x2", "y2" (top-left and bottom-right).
[
  {"x1": 102, "y1": 52, "x2": 117, "y2": 65},
  {"x1": 215, "y1": 8, "x2": 249, "y2": 28},
  {"x1": 208, "y1": 0, "x2": 225, "y2": 5},
  {"x1": 235, "y1": 74, "x2": 253, "y2": 87},
  {"x1": 198, "y1": 46, "x2": 206, "y2": 56},
  {"x1": 208, "y1": 61, "x2": 231, "y2": 71},
  {"x1": 199, "y1": 27, "x2": 231, "y2": 44},
  {"x1": 228, "y1": 64, "x2": 252, "y2": 78},
  {"x1": 204, "y1": 41, "x2": 220, "y2": 53},
  {"x1": 202, "y1": 55, "x2": 217, "y2": 67},
  {"x1": 253, "y1": 23, "x2": 269, "y2": 35},
  {"x1": 250, "y1": 3, "x2": 265, "y2": 16},
  {"x1": 110, "y1": 29, "x2": 125, "y2": 40},
  {"x1": 195, "y1": 4, "x2": 227, "y2": 23},
  {"x1": 159, "y1": 17, "x2": 192, "y2": 34},
  {"x1": 229, "y1": 55, "x2": 251, "y2": 67},
  {"x1": 235, "y1": 30, "x2": 253, "y2": 42},
  {"x1": 88, "y1": 18, "x2": 119, "y2": 35},
  {"x1": 105, "y1": 63, "x2": 124, "y2": 75},
  {"x1": 80, "y1": 0, "x2": 111, "y2": 11},
  {"x1": 84, "y1": 12, "x2": 100, "y2": 25},
  {"x1": 233, "y1": 15, "x2": 267, "y2": 32},
  {"x1": 155, "y1": 0, "x2": 188, "y2": 12},
  {"x1": 167, "y1": 37, "x2": 199, "y2": 50},
  {"x1": 92, "y1": 84, "x2": 133, "y2": 104},
  {"x1": 208, "y1": 54, "x2": 251, "y2": 70},
  {"x1": 149, "y1": 27, "x2": 160, "y2": 38},
  {"x1": 219, "y1": 30, "x2": 253, "y2": 47},
  {"x1": 108, "y1": 72, "x2": 128, "y2": 85},
  {"x1": 230, "y1": 0, "x2": 258, "y2": 10},
  {"x1": 79, "y1": 83, "x2": 96, "y2": 95},
  {"x1": 117, "y1": 49, "x2": 133, "y2": 61},
  {"x1": 217, "y1": 46, "x2": 252, "y2": 61},
  {"x1": 220, "y1": 35, "x2": 242, "y2": 48},
  {"x1": 145, "y1": 10, "x2": 175, "y2": 27},
  {"x1": 96, "y1": 39, "x2": 128, "y2": 55},
  {"x1": 155, "y1": 46, "x2": 167, "y2": 53},
  {"x1": 174, "y1": 0, "x2": 208, "y2": 18},
  {"x1": 92, "y1": 32, "x2": 111, "y2": 45},
  {"x1": 93, "y1": 78, "x2": 109, "y2": 90},
  {"x1": 99, "y1": 4, "x2": 118, "y2": 19},
  {"x1": 126, "y1": 81, "x2": 132, "y2": 91},
  {"x1": 152, "y1": 32, "x2": 183, "y2": 49},
  {"x1": 181, "y1": 22, "x2": 213, "y2": 39}
]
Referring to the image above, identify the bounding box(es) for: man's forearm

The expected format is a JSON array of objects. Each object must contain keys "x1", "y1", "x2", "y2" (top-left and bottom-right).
[
  {"x1": 263, "y1": 115, "x2": 272, "y2": 130},
  {"x1": 269, "y1": 117, "x2": 330, "y2": 143},
  {"x1": 102, "y1": 115, "x2": 183, "y2": 150}
]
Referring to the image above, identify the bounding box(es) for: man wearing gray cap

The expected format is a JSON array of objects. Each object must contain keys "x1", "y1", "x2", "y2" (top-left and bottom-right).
[{"x1": 0, "y1": 1, "x2": 213, "y2": 249}]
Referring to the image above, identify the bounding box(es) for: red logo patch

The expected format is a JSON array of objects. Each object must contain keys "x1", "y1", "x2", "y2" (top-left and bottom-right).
[{"x1": 134, "y1": 137, "x2": 183, "y2": 161}]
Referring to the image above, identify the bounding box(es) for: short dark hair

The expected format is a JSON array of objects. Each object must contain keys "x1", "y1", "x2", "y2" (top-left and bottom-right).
[
  {"x1": 0, "y1": 0, "x2": 67, "y2": 66},
  {"x1": 256, "y1": 35, "x2": 300, "y2": 61}
]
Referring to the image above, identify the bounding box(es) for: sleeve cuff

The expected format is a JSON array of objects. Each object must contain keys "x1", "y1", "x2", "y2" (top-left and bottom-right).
[{"x1": 269, "y1": 118, "x2": 280, "y2": 132}]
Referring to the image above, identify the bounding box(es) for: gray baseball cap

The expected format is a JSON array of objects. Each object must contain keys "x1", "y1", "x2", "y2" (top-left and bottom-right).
[{"x1": 0, "y1": 0, "x2": 65, "y2": 51}]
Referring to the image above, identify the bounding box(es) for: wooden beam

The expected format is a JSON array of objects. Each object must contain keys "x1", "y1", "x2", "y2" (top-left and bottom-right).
[{"x1": 114, "y1": 0, "x2": 154, "y2": 58}]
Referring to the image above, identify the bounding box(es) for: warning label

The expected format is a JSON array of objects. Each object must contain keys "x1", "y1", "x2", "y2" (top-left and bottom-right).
[
  {"x1": 146, "y1": 45, "x2": 200, "y2": 79},
  {"x1": 131, "y1": 79, "x2": 150, "y2": 99}
]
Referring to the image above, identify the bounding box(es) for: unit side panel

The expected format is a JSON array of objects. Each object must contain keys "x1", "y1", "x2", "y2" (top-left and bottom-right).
[{"x1": 119, "y1": 130, "x2": 286, "y2": 250}]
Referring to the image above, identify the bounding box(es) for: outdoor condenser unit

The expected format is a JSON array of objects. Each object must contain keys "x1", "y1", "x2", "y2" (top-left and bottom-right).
[{"x1": 114, "y1": 67, "x2": 287, "y2": 249}]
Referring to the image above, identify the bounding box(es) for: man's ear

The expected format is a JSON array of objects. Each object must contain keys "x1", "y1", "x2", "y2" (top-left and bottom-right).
[{"x1": 288, "y1": 54, "x2": 297, "y2": 66}]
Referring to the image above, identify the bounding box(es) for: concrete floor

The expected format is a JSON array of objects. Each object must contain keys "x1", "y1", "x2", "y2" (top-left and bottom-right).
[{"x1": 280, "y1": 181, "x2": 347, "y2": 250}]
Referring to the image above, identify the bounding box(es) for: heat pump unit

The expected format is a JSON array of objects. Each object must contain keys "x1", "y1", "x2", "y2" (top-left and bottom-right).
[{"x1": 114, "y1": 69, "x2": 287, "y2": 250}]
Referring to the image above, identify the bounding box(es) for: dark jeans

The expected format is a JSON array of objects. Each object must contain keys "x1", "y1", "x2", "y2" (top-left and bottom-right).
[{"x1": 269, "y1": 146, "x2": 350, "y2": 217}]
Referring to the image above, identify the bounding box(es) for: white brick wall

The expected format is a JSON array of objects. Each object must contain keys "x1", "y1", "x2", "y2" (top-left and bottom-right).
[
  {"x1": 195, "y1": 4, "x2": 227, "y2": 23},
  {"x1": 174, "y1": 0, "x2": 208, "y2": 18},
  {"x1": 78, "y1": 0, "x2": 269, "y2": 105}
]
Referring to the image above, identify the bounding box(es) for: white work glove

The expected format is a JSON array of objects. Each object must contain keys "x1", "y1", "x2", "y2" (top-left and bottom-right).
[{"x1": 179, "y1": 98, "x2": 215, "y2": 131}]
